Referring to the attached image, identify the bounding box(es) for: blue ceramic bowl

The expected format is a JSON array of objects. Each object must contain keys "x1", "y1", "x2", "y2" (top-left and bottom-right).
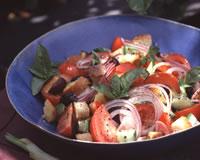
[{"x1": 6, "y1": 15, "x2": 200, "y2": 156}]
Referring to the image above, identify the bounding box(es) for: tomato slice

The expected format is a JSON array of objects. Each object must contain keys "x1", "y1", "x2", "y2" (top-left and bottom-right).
[
  {"x1": 90, "y1": 105, "x2": 117, "y2": 142},
  {"x1": 115, "y1": 62, "x2": 136, "y2": 75},
  {"x1": 159, "y1": 112, "x2": 172, "y2": 127},
  {"x1": 135, "y1": 103, "x2": 155, "y2": 130},
  {"x1": 175, "y1": 104, "x2": 200, "y2": 121},
  {"x1": 57, "y1": 104, "x2": 75, "y2": 138},
  {"x1": 164, "y1": 53, "x2": 191, "y2": 69},
  {"x1": 111, "y1": 36, "x2": 124, "y2": 51},
  {"x1": 144, "y1": 72, "x2": 180, "y2": 93},
  {"x1": 59, "y1": 55, "x2": 87, "y2": 78},
  {"x1": 155, "y1": 121, "x2": 171, "y2": 135}
]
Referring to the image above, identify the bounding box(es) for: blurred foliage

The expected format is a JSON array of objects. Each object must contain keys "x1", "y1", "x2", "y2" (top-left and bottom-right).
[{"x1": 127, "y1": 0, "x2": 188, "y2": 20}]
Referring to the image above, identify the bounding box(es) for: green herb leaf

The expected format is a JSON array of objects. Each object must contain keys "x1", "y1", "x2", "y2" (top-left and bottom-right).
[
  {"x1": 29, "y1": 44, "x2": 55, "y2": 80},
  {"x1": 29, "y1": 44, "x2": 57, "y2": 95},
  {"x1": 94, "y1": 84, "x2": 115, "y2": 99},
  {"x1": 185, "y1": 67, "x2": 200, "y2": 84},
  {"x1": 127, "y1": 0, "x2": 153, "y2": 14},
  {"x1": 93, "y1": 47, "x2": 110, "y2": 52},
  {"x1": 94, "y1": 68, "x2": 148, "y2": 99},
  {"x1": 91, "y1": 51, "x2": 101, "y2": 65},
  {"x1": 31, "y1": 77, "x2": 46, "y2": 96}
]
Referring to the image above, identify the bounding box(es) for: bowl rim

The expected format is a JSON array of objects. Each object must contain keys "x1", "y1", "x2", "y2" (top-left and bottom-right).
[{"x1": 5, "y1": 14, "x2": 200, "y2": 145}]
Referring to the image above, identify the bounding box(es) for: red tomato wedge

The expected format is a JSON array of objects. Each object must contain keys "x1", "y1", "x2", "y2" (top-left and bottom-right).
[
  {"x1": 175, "y1": 104, "x2": 200, "y2": 121},
  {"x1": 90, "y1": 105, "x2": 117, "y2": 142},
  {"x1": 159, "y1": 112, "x2": 172, "y2": 127},
  {"x1": 163, "y1": 53, "x2": 191, "y2": 69},
  {"x1": 135, "y1": 103, "x2": 155, "y2": 129},
  {"x1": 59, "y1": 55, "x2": 87, "y2": 78},
  {"x1": 155, "y1": 121, "x2": 171, "y2": 135},
  {"x1": 57, "y1": 104, "x2": 75, "y2": 138},
  {"x1": 111, "y1": 36, "x2": 124, "y2": 51},
  {"x1": 115, "y1": 62, "x2": 136, "y2": 75},
  {"x1": 135, "y1": 72, "x2": 181, "y2": 93}
]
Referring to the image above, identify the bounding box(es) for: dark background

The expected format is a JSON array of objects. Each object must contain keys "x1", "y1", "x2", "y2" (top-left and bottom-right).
[{"x1": 0, "y1": 0, "x2": 200, "y2": 90}]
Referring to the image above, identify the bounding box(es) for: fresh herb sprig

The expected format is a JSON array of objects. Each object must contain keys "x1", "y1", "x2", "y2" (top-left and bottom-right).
[
  {"x1": 179, "y1": 66, "x2": 200, "y2": 96},
  {"x1": 91, "y1": 47, "x2": 110, "y2": 65},
  {"x1": 94, "y1": 68, "x2": 148, "y2": 99},
  {"x1": 29, "y1": 44, "x2": 57, "y2": 95},
  {"x1": 140, "y1": 45, "x2": 159, "y2": 66}
]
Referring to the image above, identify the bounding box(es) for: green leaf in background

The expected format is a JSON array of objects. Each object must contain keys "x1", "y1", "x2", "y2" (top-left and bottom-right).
[
  {"x1": 31, "y1": 77, "x2": 46, "y2": 95},
  {"x1": 127, "y1": 0, "x2": 153, "y2": 14}
]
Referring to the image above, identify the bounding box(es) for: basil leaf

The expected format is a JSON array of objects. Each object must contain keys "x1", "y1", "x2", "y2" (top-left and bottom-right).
[
  {"x1": 94, "y1": 68, "x2": 148, "y2": 99},
  {"x1": 148, "y1": 46, "x2": 159, "y2": 65},
  {"x1": 94, "y1": 84, "x2": 115, "y2": 99},
  {"x1": 110, "y1": 75, "x2": 122, "y2": 94},
  {"x1": 91, "y1": 51, "x2": 100, "y2": 65},
  {"x1": 31, "y1": 77, "x2": 46, "y2": 95},
  {"x1": 127, "y1": 0, "x2": 153, "y2": 14},
  {"x1": 93, "y1": 48, "x2": 110, "y2": 52},
  {"x1": 29, "y1": 44, "x2": 58, "y2": 95},
  {"x1": 185, "y1": 67, "x2": 200, "y2": 84},
  {"x1": 29, "y1": 44, "x2": 54, "y2": 80}
]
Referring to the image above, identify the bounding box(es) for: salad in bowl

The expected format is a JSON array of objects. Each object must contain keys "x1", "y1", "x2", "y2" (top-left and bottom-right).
[{"x1": 29, "y1": 34, "x2": 200, "y2": 143}]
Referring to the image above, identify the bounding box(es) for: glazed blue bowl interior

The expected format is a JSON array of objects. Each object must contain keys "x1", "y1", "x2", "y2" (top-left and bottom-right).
[{"x1": 6, "y1": 15, "x2": 200, "y2": 145}]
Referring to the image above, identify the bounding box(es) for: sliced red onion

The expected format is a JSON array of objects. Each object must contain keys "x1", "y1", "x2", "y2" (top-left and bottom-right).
[
  {"x1": 123, "y1": 41, "x2": 149, "y2": 55},
  {"x1": 162, "y1": 56, "x2": 191, "y2": 71},
  {"x1": 105, "y1": 99, "x2": 142, "y2": 138},
  {"x1": 142, "y1": 84, "x2": 173, "y2": 114},
  {"x1": 77, "y1": 87, "x2": 96, "y2": 103},
  {"x1": 129, "y1": 87, "x2": 164, "y2": 121},
  {"x1": 166, "y1": 66, "x2": 187, "y2": 78}
]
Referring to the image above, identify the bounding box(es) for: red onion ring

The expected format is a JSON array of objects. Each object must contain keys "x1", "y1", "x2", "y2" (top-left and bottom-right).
[
  {"x1": 166, "y1": 66, "x2": 187, "y2": 78},
  {"x1": 77, "y1": 87, "x2": 96, "y2": 103},
  {"x1": 162, "y1": 55, "x2": 191, "y2": 71},
  {"x1": 105, "y1": 99, "x2": 142, "y2": 138}
]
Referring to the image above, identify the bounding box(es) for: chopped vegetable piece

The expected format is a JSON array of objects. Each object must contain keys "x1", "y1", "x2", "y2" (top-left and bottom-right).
[
  {"x1": 63, "y1": 76, "x2": 91, "y2": 96},
  {"x1": 90, "y1": 105, "x2": 117, "y2": 142},
  {"x1": 57, "y1": 103, "x2": 76, "y2": 138},
  {"x1": 139, "y1": 72, "x2": 181, "y2": 93},
  {"x1": 187, "y1": 113, "x2": 199, "y2": 127},
  {"x1": 171, "y1": 116, "x2": 192, "y2": 132},
  {"x1": 78, "y1": 119, "x2": 90, "y2": 133},
  {"x1": 56, "y1": 103, "x2": 66, "y2": 117},
  {"x1": 116, "y1": 129, "x2": 136, "y2": 143},
  {"x1": 75, "y1": 133, "x2": 93, "y2": 141},
  {"x1": 172, "y1": 96, "x2": 193, "y2": 110},
  {"x1": 175, "y1": 104, "x2": 200, "y2": 121},
  {"x1": 111, "y1": 36, "x2": 124, "y2": 51},
  {"x1": 43, "y1": 99, "x2": 56, "y2": 122},
  {"x1": 74, "y1": 102, "x2": 90, "y2": 120},
  {"x1": 148, "y1": 131, "x2": 163, "y2": 139}
]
